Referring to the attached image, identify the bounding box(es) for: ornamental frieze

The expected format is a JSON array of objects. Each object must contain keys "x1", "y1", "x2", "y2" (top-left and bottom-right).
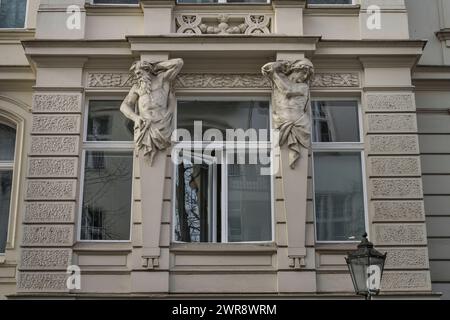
[{"x1": 87, "y1": 72, "x2": 360, "y2": 89}]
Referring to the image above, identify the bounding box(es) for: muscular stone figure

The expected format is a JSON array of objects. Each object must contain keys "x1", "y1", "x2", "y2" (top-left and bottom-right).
[
  {"x1": 120, "y1": 58, "x2": 184, "y2": 165},
  {"x1": 262, "y1": 59, "x2": 315, "y2": 169}
]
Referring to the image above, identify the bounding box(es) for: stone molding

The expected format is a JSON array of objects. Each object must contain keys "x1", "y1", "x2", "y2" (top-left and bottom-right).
[
  {"x1": 176, "y1": 14, "x2": 272, "y2": 35},
  {"x1": 28, "y1": 158, "x2": 78, "y2": 178},
  {"x1": 86, "y1": 72, "x2": 360, "y2": 89},
  {"x1": 33, "y1": 93, "x2": 82, "y2": 113},
  {"x1": 24, "y1": 202, "x2": 76, "y2": 223},
  {"x1": 366, "y1": 94, "x2": 415, "y2": 112},
  {"x1": 22, "y1": 225, "x2": 74, "y2": 247},
  {"x1": 30, "y1": 136, "x2": 80, "y2": 155},
  {"x1": 20, "y1": 249, "x2": 72, "y2": 270},
  {"x1": 31, "y1": 115, "x2": 81, "y2": 134}
]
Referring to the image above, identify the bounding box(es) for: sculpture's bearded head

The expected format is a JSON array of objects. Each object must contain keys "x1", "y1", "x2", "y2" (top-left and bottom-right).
[
  {"x1": 287, "y1": 59, "x2": 314, "y2": 84},
  {"x1": 130, "y1": 61, "x2": 156, "y2": 91}
]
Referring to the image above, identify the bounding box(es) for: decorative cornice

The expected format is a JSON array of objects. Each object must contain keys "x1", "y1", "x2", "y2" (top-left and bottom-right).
[
  {"x1": 436, "y1": 28, "x2": 450, "y2": 41},
  {"x1": 86, "y1": 72, "x2": 360, "y2": 89}
]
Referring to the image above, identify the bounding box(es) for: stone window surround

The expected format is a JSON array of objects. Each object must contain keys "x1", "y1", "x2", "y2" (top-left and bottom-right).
[
  {"x1": 0, "y1": 99, "x2": 28, "y2": 263},
  {"x1": 77, "y1": 95, "x2": 134, "y2": 243}
]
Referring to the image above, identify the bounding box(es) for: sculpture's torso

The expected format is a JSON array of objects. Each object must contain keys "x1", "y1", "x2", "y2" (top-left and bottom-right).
[
  {"x1": 272, "y1": 82, "x2": 309, "y2": 124},
  {"x1": 137, "y1": 76, "x2": 170, "y2": 122}
]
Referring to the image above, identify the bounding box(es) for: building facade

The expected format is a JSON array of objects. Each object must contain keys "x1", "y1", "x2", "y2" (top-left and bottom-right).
[{"x1": 0, "y1": 0, "x2": 448, "y2": 299}]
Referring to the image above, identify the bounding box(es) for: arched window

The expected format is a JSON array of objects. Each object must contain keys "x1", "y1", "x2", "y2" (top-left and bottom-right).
[{"x1": 0, "y1": 121, "x2": 16, "y2": 254}]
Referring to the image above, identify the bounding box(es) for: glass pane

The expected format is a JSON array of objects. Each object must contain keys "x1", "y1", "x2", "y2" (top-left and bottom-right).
[
  {"x1": 177, "y1": 101, "x2": 270, "y2": 141},
  {"x1": 314, "y1": 152, "x2": 365, "y2": 242},
  {"x1": 93, "y1": 0, "x2": 139, "y2": 3},
  {"x1": 312, "y1": 101, "x2": 360, "y2": 143},
  {"x1": 175, "y1": 152, "x2": 216, "y2": 242},
  {"x1": 227, "y1": 151, "x2": 272, "y2": 242},
  {"x1": 81, "y1": 151, "x2": 133, "y2": 240},
  {"x1": 87, "y1": 100, "x2": 134, "y2": 142},
  {"x1": 0, "y1": 171, "x2": 12, "y2": 253},
  {"x1": 0, "y1": 0, "x2": 27, "y2": 28},
  {"x1": 0, "y1": 123, "x2": 16, "y2": 161}
]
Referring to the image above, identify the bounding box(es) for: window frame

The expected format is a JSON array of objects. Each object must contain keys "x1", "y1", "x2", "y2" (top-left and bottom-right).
[
  {"x1": 90, "y1": 0, "x2": 140, "y2": 6},
  {"x1": 310, "y1": 97, "x2": 369, "y2": 244},
  {"x1": 172, "y1": 95, "x2": 275, "y2": 244},
  {"x1": 176, "y1": 0, "x2": 271, "y2": 4},
  {"x1": 77, "y1": 97, "x2": 134, "y2": 243},
  {"x1": 0, "y1": 0, "x2": 29, "y2": 29}
]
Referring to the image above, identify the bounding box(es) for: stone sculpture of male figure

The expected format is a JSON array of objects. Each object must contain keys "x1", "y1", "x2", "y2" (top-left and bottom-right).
[
  {"x1": 120, "y1": 58, "x2": 184, "y2": 165},
  {"x1": 262, "y1": 59, "x2": 315, "y2": 169}
]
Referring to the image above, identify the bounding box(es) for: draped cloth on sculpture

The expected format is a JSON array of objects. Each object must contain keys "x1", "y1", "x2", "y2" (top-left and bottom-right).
[
  {"x1": 275, "y1": 109, "x2": 311, "y2": 169},
  {"x1": 134, "y1": 91, "x2": 176, "y2": 165}
]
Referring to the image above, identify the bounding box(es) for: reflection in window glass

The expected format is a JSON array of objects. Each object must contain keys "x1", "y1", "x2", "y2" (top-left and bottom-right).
[
  {"x1": 312, "y1": 101, "x2": 360, "y2": 143},
  {"x1": 0, "y1": 171, "x2": 12, "y2": 253},
  {"x1": 177, "y1": 100, "x2": 270, "y2": 141},
  {"x1": 81, "y1": 151, "x2": 133, "y2": 240},
  {"x1": 0, "y1": 0, "x2": 27, "y2": 28},
  {"x1": 175, "y1": 154, "x2": 216, "y2": 242},
  {"x1": 227, "y1": 151, "x2": 271, "y2": 242},
  {"x1": 0, "y1": 123, "x2": 16, "y2": 161},
  {"x1": 313, "y1": 152, "x2": 365, "y2": 242},
  {"x1": 87, "y1": 101, "x2": 134, "y2": 142}
]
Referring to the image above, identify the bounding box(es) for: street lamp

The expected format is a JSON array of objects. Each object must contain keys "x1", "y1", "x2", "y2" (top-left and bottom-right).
[{"x1": 345, "y1": 233, "x2": 387, "y2": 300}]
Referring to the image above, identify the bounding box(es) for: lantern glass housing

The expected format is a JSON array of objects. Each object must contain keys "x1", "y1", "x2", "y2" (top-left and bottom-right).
[{"x1": 345, "y1": 233, "x2": 387, "y2": 298}]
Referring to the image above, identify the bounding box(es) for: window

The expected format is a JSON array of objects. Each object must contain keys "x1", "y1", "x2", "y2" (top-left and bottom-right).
[
  {"x1": 312, "y1": 100, "x2": 367, "y2": 242},
  {"x1": 174, "y1": 99, "x2": 273, "y2": 243},
  {"x1": 0, "y1": 122, "x2": 16, "y2": 254},
  {"x1": 308, "y1": 0, "x2": 353, "y2": 4},
  {"x1": 177, "y1": 1, "x2": 270, "y2": 4},
  {"x1": 80, "y1": 100, "x2": 134, "y2": 241},
  {"x1": 0, "y1": 0, "x2": 27, "y2": 28},
  {"x1": 92, "y1": 0, "x2": 139, "y2": 4}
]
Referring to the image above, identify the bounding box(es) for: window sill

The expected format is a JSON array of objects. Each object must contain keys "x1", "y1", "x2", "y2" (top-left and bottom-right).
[
  {"x1": 314, "y1": 242, "x2": 359, "y2": 252},
  {"x1": 73, "y1": 241, "x2": 132, "y2": 253},
  {"x1": 0, "y1": 255, "x2": 5, "y2": 264},
  {"x1": 305, "y1": 4, "x2": 360, "y2": 15},
  {"x1": 170, "y1": 242, "x2": 277, "y2": 254}
]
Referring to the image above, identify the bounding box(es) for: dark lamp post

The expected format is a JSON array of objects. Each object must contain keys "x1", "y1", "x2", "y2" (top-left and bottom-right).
[{"x1": 345, "y1": 233, "x2": 387, "y2": 300}]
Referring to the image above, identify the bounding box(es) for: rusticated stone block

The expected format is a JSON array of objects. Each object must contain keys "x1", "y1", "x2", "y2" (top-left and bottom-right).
[
  {"x1": 30, "y1": 136, "x2": 79, "y2": 155},
  {"x1": 369, "y1": 157, "x2": 421, "y2": 177},
  {"x1": 26, "y1": 180, "x2": 77, "y2": 200},
  {"x1": 372, "y1": 201, "x2": 425, "y2": 222},
  {"x1": 371, "y1": 178, "x2": 422, "y2": 199},
  {"x1": 32, "y1": 115, "x2": 81, "y2": 134},
  {"x1": 373, "y1": 224, "x2": 427, "y2": 245},
  {"x1": 28, "y1": 158, "x2": 78, "y2": 178},
  {"x1": 382, "y1": 248, "x2": 429, "y2": 269},
  {"x1": 22, "y1": 225, "x2": 74, "y2": 246},
  {"x1": 366, "y1": 114, "x2": 417, "y2": 133},
  {"x1": 381, "y1": 271, "x2": 431, "y2": 292},
  {"x1": 366, "y1": 94, "x2": 415, "y2": 112},
  {"x1": 20, "y1": 249, "x2": 72, "y2": 270},
  {"x1": 17, "y1": 272, "x2": 69, "y2": 292},
  {"x1": 33, "y1": 93, "x2": 81, "y2": 113},
  {"x1": 24, "y1": 202, "x2": 75, "y2": 223},
  {"x1": 368, "y1": 135, "x2": 419, "y2": 155}
]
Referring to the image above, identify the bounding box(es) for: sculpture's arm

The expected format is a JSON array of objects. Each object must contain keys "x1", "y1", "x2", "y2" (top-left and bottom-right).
[
  {"x1": 120, "y1": 86, "x2": 141, "y2": 123},
  {"x1": 262, "y1": 61, "x2": 290, "y2": 92},
  {"x1": 156, "y1": 58, "x2": 184, "y2": 82}
]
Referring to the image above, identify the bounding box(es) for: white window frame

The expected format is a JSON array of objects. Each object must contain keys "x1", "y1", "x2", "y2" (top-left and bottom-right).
[
  {"x1": 311, "y1": 97, "x2": 369, "y2": 244},
  {"x1": 176, "y1": 0, "x2": 271, "y2": 4},
  {"x1": 90, "y1": 0, "x2": 140, "y2": 5},
  {"x1": 0, "y1": 0, "x2": 29, "y2": 29},
  {"x1": 172, "y1": 96, "x2": 275, "y2": 244},
  {"x1": 77, "y1": 97, "x2": 134, "y2": 243}
]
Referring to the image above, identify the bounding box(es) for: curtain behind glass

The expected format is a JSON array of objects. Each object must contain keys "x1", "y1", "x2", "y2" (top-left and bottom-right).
[
  {"x1": 0, "y1": 171, "x2": 12, "y2": 253},
  {"x1": 0, "y1": 0, "x2": 27, "y2": 28},
  {"x1": 0, "y1": 124, "x2": 16, "y2": 161}
]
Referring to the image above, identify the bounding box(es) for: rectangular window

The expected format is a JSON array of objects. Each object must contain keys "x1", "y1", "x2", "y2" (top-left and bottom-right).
[
  {"x1": 312, "y1": 100, "x2": 367, "y2": 242},
  {"x1": 174, "y1": 100, "x2": 273, "y2": 243},
  {"x1": 0, "y1": 0, "x2": 27, "y2": 28},
  {"x1": 80, "y1": 100, "x2": 134, "y2": 241},
  {"x1": 177, "y1": 1, "x2": 270, "y2": 4},
  {"x1": 0, "y1": 122, "x2": 16, "y2": 254},
  {"x1": 92, "y1": 0, "x2": 139, "y2": 4}
]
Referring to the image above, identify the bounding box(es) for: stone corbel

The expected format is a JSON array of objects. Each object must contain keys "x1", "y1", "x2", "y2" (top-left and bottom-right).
[{"x1": 289, "y1": 256, "x2": 306, "y2": 270}]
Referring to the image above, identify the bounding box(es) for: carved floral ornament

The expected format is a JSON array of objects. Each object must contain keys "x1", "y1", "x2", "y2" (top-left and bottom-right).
[
  {"x1": 176, "y1": 14, "x2": 271, "y2": 35},
  {"x1": 87, "y1": 72, "x2": 360, "y2": 89}
]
